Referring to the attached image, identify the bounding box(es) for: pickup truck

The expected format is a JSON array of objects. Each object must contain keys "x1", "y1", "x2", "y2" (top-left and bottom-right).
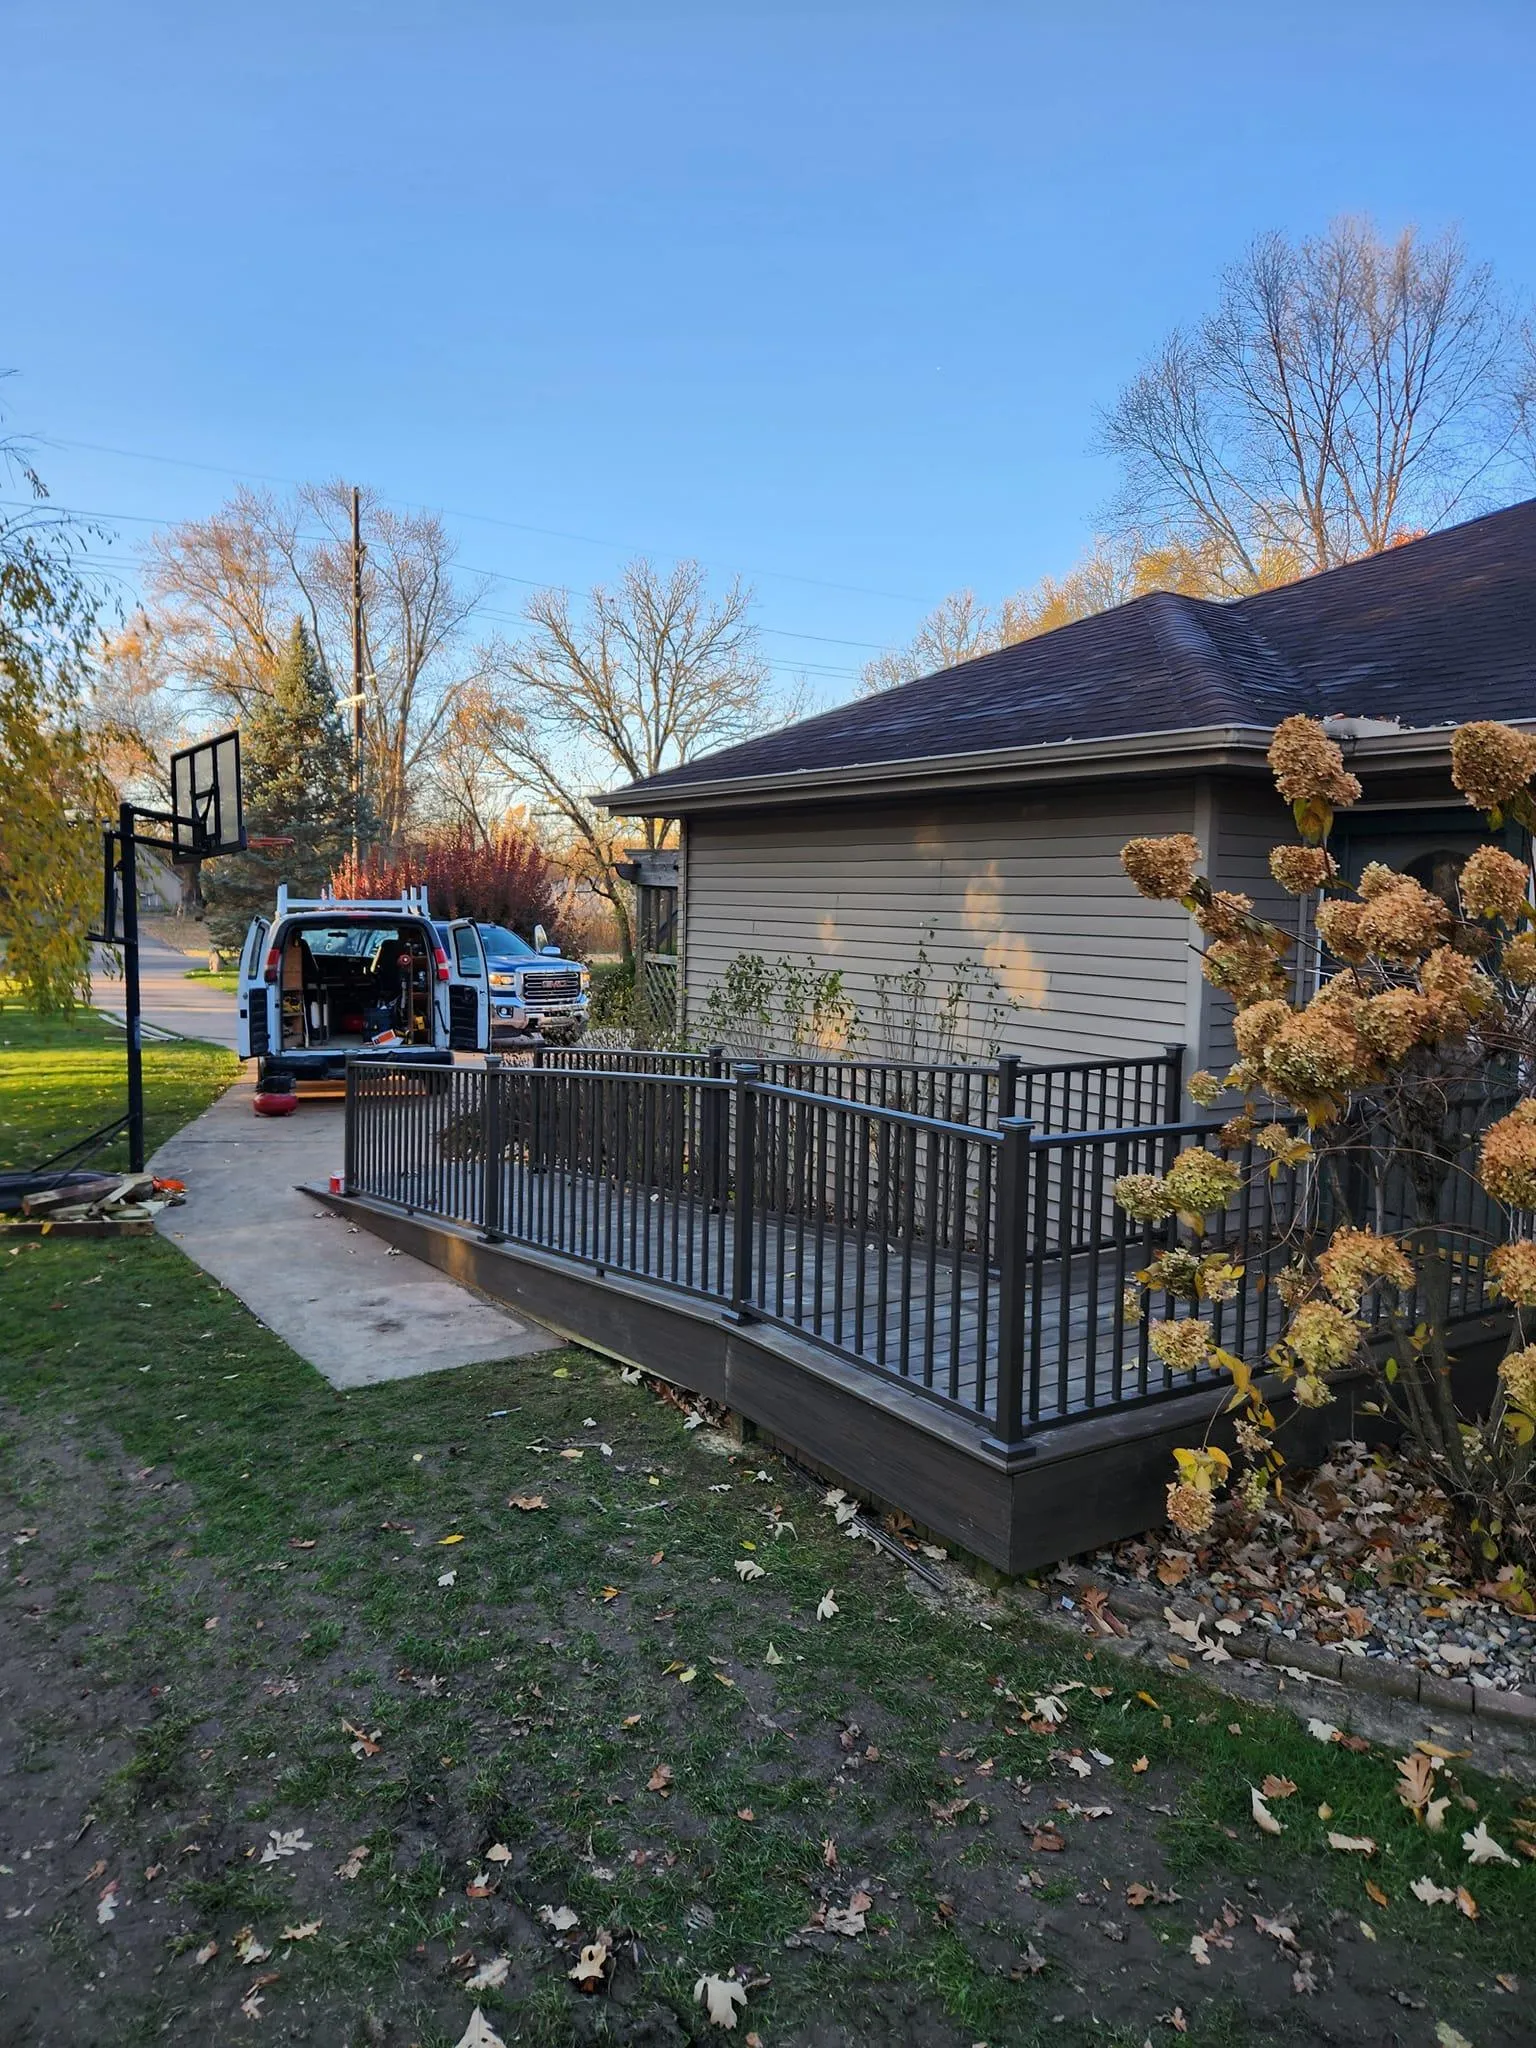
[{"x1": 434, "y1": 920, "x2": 590, "y2": 1049}]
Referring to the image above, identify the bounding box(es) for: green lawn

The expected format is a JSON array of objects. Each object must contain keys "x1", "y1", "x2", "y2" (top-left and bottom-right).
[
  {"x1": 183, "y1": 967, "x2": 240, "y2": 990},
  {"x1": 0, "y1": 1004, "x2": 237, "y2": 1172},
  {"x1": 0, "y1": 1019, "x2": 1532, "y2": 2046}
]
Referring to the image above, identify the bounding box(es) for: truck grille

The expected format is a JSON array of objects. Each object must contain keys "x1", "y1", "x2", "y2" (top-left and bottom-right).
[{"x1": 523, "y1": 970, "x2": 582, "y2": 1003}]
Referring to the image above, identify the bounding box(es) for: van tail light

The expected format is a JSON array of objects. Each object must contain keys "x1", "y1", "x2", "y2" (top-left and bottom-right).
[
  {"x1": 262, "y1": 946, "x2": 282, "y2": 984},
  {"x1": 433, "y1": 944, "x2": 451, "y2": 983}
]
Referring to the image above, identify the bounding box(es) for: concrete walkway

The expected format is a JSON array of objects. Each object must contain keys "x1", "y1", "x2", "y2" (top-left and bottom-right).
[
  {"x1": 152, "y1": 1077, "x2": 560, "y2": 1388},
  {"x1": 91, "y1": 935, "x2": 242, "y2": 1051}
]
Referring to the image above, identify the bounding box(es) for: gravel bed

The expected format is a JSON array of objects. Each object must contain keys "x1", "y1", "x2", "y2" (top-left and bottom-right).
[{"x1": 1084, "y1": 1441, "x2": 1536, "y2": 1694}]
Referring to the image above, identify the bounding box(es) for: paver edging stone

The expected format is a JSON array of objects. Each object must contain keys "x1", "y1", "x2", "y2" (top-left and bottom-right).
[{"x1": 1056, "y1": 1569, "x2": 1536, "y2": 1726}]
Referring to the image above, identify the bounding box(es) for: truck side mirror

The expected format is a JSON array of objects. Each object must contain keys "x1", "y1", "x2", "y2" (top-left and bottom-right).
[{"x1": 533, "y1": 924, "x2": 548, "y2": 951}]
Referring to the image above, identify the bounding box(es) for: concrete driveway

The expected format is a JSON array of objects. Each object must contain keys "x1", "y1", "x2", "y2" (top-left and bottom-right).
[
  {"x1": 152, "y1": 1077, "x2": 560, "y2": 1388},
  {"x1": 91, "y1": 936, "x2": 241, "y2": 1050}
]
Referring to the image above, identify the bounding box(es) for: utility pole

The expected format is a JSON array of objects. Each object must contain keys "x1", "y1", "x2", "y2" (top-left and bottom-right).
[{"x1": 350, "y1": 483, "x2": 365, "y2": 866}]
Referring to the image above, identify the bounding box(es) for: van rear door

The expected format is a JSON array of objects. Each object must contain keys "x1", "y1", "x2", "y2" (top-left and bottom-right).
[
  {"x1": 236, "y1": 917, "x2": 271, "y2": 1059},
  {"x1": 445, "y1": 919, "x2": 490, "y2": 1052}
]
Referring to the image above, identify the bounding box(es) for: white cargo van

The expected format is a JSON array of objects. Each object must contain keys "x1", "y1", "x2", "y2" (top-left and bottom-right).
[{"x1": 236, "y1": 886, "x2": 489, "y2": 1089}]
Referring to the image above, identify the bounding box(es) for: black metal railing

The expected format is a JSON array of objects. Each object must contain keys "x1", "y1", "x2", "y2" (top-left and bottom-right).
[
  {"x1": 342, "y1": 1058, "x2": 1519, "y2": 1451},
  {"x1": 520, "y1": 1044, "x2": 1184, "y2": 1136}
]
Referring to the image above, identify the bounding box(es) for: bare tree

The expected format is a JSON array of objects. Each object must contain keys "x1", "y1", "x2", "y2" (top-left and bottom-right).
[
  {"x1": 1101, "y1": 217, "x2": 1531, "y2": 589},
  {"x1": 483, "y1": 559, "x2": 779, "y2": 957},
  {"x1": 144, "y1": 483, "x2": 487, "y2": 844}
]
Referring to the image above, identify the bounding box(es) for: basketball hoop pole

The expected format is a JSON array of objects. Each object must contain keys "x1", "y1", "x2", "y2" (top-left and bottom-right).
[{"x1": 118, "y1": 799, "x2": 147, "y2": 1173}]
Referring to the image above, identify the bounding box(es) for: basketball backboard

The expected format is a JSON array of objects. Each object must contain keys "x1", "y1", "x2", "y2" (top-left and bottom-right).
[{"x1": 170, "y1": 729, "x2": 245, "y2": 864}]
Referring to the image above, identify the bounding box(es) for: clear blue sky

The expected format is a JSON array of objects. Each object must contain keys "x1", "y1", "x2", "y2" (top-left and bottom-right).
[{"x1": 6, "y1": 0, "x2": 1535, "y2": 702}]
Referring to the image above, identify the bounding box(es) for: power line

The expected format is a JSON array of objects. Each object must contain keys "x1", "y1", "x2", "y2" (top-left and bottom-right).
[{"x1": 36, "y1": 431, "x2": 924, "y2": 605}]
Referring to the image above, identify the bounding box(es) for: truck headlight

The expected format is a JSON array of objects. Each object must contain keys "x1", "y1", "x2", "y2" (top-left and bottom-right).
[
  {"x1": 488, "y1": 971, "x2": 518, "y2": 989},
  {"x1": 579, "y1": 967, "x2": 591, "y2": 990}
]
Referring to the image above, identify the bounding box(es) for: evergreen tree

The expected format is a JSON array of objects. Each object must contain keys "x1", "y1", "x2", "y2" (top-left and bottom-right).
[{"x1": 205, "y1": 618, "x2": 358, "y2": 947}]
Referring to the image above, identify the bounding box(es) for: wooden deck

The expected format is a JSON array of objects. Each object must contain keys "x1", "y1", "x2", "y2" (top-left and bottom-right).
[{"x1": 371, "y1": 1152, "x2": 1257, "y2": 1429}]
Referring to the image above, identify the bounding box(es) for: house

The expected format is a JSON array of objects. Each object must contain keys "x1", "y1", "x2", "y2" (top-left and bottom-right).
[{"x1": 602, "y1": 500, "x2": 1536, "y2": 1074}]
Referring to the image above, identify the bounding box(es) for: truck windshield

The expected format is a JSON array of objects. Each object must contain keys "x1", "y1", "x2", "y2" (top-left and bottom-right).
[{"x1": 479, "y1": 924, "x2": 536, "y2": 960}]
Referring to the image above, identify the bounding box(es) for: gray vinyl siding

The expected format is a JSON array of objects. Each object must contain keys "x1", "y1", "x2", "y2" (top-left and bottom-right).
[{"x1": 681, "y1": 787, "x2": 1202, "y2": 1065}]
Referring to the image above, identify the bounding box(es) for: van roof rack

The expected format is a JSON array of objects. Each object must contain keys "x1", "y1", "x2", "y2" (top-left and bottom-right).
[{"x1": 275, "y1": 884, "x2": 432, "y2": 918}]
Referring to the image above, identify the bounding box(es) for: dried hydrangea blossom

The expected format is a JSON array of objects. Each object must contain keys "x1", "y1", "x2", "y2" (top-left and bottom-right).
[
  {"x1": 1165, "y1": 1479, "x2": 1214, "y2": 1538},
  {"x1": 1355, "y1": 878, "x2": 1449, "y2": 963},
  {"x1": 1194, "y1": 889, "x2": 1256, "y2": 941},
  {"x1": 1317, "y1": 1227, "x2": 1415, "y2": 1312},
  {"x1": 1460, "y1": 845, "x2": 1530, "y2": 924},
  {"x1": 1185, "y1": 1068, "x2": 1222, "y2": 1108},
  {"x1": 1113, "y1": 1171, "x2": 1176, "y2": 1223},
  {"x1": 1256, "y1": 1122, "x2": 1310, "y2": 1164},
  {"x1": 1285, "y1": 1299, "x2": 1361, "y2": 1372},
  {"x1": 1503, "y1": 930, "x2": 1536, "y2": 987},
  {"x1": 1197, "y1": 1256, "x2": 1243, "y2": 1302},
  {"x1": 1232, "y1": 998, "x2": 1292, "y2": 1062},
  {"x1": 1202, "y1": 935, "x2": 1290, "y2": 1007},
  {"x1": 1121, "y1": 833, "x2": 1201, "y2": 901},
  {"x1": 1268, "y1": 715, "x2": 1363, "y2": 809},
  {"x1": 1358, "y1": 988, "x2": 1438, "y2": 1062},
  {"x1": 1489, "y1": 1240, "x2": 1536, "y2": 1307},
  {"x1": 1498, "y1": 1344, "x2": 1536, "y2": 1415},
  {"x1": 1480, "y1": 1100, "x2": 1536, "y2": 1209},
  {"x1": 1162, "y1": 1147, "x2": 1241, "y2": 1216},
  {"x1": 1269, "y1": 844, "x2": 1337, "y2": 894},
  {"x1": 1149, "y1": 1318, "x2": 1214, "y2": 1371},
  {"x1": 1140, "y1": 1248, "x2": 1203, "y2": 1299},
  {"x1": 1120, "y1": 1287, "x2": 1142, "y2": 1321},
  {"x1": 1314, "y1": 898, "x2": 1370, "y2": 963},
  {"x1": 1239, "y1": 1467, "x2": 1271, "y2": 1512},
  {"x1": 1217, "y1": 1113, "x2": 1255, "y2": 1150},
  {"x1": 1451, "y1": 721, "x2": 1536, "y2": 811},
  {"x1": 1260, "y1": 1004, "x2": 1374, "y2": 1106},
  {"x1": 1234, "y1": 1417, "x2": 1270, "y2": 1456},
  {"x1": 1292, "y1": 1372, "x2": 1336, "y2": 1408},
  {"x1": 1357, "y1": 861, "x2": 1403, "y2": 901}
]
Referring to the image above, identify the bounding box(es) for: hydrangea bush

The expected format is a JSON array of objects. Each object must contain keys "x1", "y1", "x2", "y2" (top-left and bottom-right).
[{"x1": 1118, "y1": 716, "x2": 1536, "y2": 1581}]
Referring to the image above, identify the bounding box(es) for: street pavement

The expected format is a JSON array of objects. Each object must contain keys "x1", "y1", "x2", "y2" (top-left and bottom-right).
[
  {"x1": 90, "y1": 935, "x2": 241, "y2": 1050},
  {"x1": 151, "y1": 1077, "x2": 560, "y2": 1388}
]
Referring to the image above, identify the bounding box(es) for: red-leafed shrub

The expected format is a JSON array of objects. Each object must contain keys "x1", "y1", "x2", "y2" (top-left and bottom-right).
[{"x1": 331, "y1": 826, "x2": 565, "y2": 944}]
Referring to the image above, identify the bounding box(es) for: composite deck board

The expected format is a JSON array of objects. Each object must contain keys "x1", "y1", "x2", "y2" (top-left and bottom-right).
[{"x1": 373, "y1": 1152, "x2": 1237, "y2": 1424}]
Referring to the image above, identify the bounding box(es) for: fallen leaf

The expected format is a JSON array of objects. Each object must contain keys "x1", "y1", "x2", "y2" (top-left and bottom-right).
[
  {"x1": 816, "y1": 1589, "x2": 839, "y2": 1621},
  {"x1": 824, "y1": 1903, "x2": 867, "y2": 1936},
  {"x1": 1131, "y1": 1755, "x2": 1149, "y2": 1775},
  {"x1": 1260, "y1": 1775, "x2": 1298, "y2": 1800},
  {"x1": 1252, "y1": 1913, "x2": 1299, "y2": 1951},
  {"x1": 259, "y1": 1828, "x2": 312, "y2": 1865},
  {"x1": 1426, "y1": 1797, "x2": 1451, "y2": 1832},
  {"x1": 568, "y1": 1939, "x2": 610, "y2": 1990},
  {"x1": 1031, "y1": 1692, "x2": 1068, "y2": 1726},
  {"x1": 437, "y1": 1570, "x2": 457, "y2": 1588},
  {"x1": 676, "y1": 1666, "x2": 697, "y2": 1684},
  {"x1": 439, "y1": 1533, "x2": 465, "y2": 1546},
  {"x1": 1410, "y1": 1876, "x2": 1457, "y2": 1906},
  {"x1": 1188, "y1": 1934, "x2": 1211, "y2": 1966},
  {"x1": 764, "y1": 1642, "x2": 784, "y2": 1665},
  {"x1": 1164, "y1": 2009, "x2": 1188, "y2": 2035},
  {"x1": 281, "y1": 1919, "x2": 321, "y2": 1941},
  {"x1": 341, "y1": 1718, "x2": 382, "y2": 1758},
  {"x1": 485, "y1": 1843, "x2": 512, "y2": 1864},
  {"x1": 1012, "y1": 1940, "x2": 1049, "y2": 1976},
  {"x1": 1397, "y1": 1752, "x2": 1436, "y2": 1814},
  {"x1": 1030, "y1": 1826, "x2": 1066, "y2": 1854},
  {"x1": 694, "y1": 1973, "x2": 748, "y2": 2028},
  {"x1": 240, "y1": 1990, "x2": 266, "y2": 2020},
  {"x1": 1306, "y1": 1718, "x2": 1339, "y2": 1744},
  {"x1": 336, "y1": 1846, "x2": 368, "y2": 1880},
  {"x1": 1327, "y1": 1832, "x2": 1376, "y2": 1856},
  {"x1": 509, "y1": 1495, "x2": 545, "y2": 1511},
  {"x1": 288, "y1": 1537, "x2": 316, "y2": 1550},
  {"x1": 1250, "y1": 1787, "x2": 1283, "y2": 1836},
  {"x1": 600, "y1": 1586, "x2": 621, "y2": 1602},
  {"x1": 1365, "y1": 1879, "x2": 1389, "y2": 1908},
  {"x1": 453, "y1": 2012, "x2": 508, "y2": 2048},
  {"x1": 1434, "y1": 2025, "x2": 1474, "y2": 2048},
  {"x1": 734, "y1": 1559, "x2": 766, "y2": 1582},
  {"x1": 647, "y1": 1764, "x2": 674, "y2": 1794},
  {"x1": 538, "y1": 1903, "x2": 580, "y2": 1932},
  {"x1": 822, "y1": 1837, "x2": 838, "y2": 1867},
  {"x1": 234, "y1": 1927, "x2": 272, "y2": 1964},
  {"x1": 96, "y1": 1880, "x2": 119, "y2": 1924},
  {"x1": 1456, "y1": 1885, "x2": 1480, "y2": 1920},
  {"x1": 195, "y1": 1939, "x2": 219, "y2": 1965},
  {"x1": 737, "y1": 1807, "x2": 755, "y2": 1822},
  {"x1": 1463, "y1": 1820, "x2": 1517, "y2": 1866},
  {"x1": 466, "y1": 1957, "x2": 511, "y2": 1991}
]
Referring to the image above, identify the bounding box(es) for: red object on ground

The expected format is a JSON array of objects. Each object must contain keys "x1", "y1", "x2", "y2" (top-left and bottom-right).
[{"x1": 253, "y1": 1088, "x2": 299, "y2": 1118}]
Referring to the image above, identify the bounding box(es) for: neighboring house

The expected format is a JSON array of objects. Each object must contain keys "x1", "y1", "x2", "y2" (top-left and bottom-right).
[{"x1": 603, "y1": 501, "x2": 1536, "y2": 1074}]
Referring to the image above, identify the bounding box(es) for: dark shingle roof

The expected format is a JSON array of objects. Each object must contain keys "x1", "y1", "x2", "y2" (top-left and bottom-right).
[{"x1": 609, "y1": 498, "x2": 1536, "y2": 809}]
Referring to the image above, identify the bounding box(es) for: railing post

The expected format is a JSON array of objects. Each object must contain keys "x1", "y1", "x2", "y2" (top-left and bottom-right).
[
  {"x1": 1163, "y1": 1042, "x2": 1186, "y2": 1123},
  {"x1": 986, "y1": 1116, "x2": 1034, "y2": 1453},
  {"x1": 729, "y1": 1062, "x2": 760, "y2": 1320},
  {"x1": 996, "y1": 1052, "x2": 1019, "y2": 1123},
  {"x1": 480, "y1": 1058, "x2": 505, "y2": 1243},
  {"x1": 704, "y1": 1042, "x2": 727, "y2": 1208},
  {"x1": 343, "y1": 1058, "x2": 359, "y2": 1196}
]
